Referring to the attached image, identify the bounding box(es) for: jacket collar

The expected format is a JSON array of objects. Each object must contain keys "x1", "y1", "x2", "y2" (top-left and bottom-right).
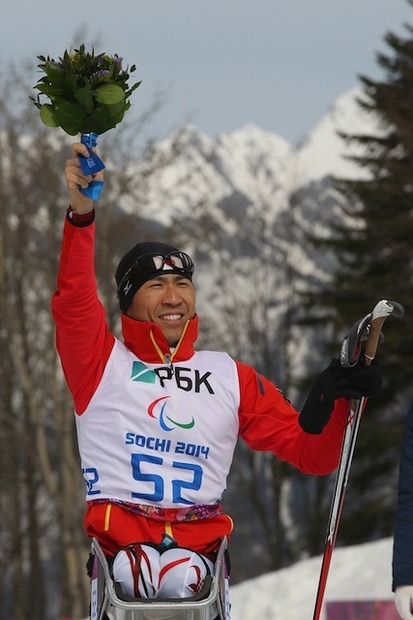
[{"x1": 121, "y1": 313, "x2": 199, "y2": 364}]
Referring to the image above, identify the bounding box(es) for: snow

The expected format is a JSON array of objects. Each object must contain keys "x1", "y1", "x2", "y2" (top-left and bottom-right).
[
  {"x1": 296, "y1": 87, "x2": 382, "y2": 183},
  {"x1": 230, "y1": 537, "x2": 396, "y2": 620}
]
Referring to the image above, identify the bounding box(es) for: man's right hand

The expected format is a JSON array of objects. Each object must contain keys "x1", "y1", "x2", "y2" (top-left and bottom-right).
[{"x1": 65, "y1": 143, "x2": 105, "y2": 213}]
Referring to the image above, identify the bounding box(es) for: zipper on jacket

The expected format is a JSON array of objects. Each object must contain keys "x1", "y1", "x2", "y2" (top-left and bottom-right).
[{"x1": 164, "y1": 353, "x2": 174, "y2": 375}]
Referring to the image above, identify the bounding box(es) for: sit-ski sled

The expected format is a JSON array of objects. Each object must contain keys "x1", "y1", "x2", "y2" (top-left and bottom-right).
[{"x1": 89, "y1": 536, "x2": 230, "y2": 620}]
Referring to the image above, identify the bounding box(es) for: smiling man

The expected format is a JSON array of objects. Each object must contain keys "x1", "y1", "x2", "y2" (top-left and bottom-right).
[
  {"x1": 52, "y1": 142, "x2": 382, "y2": 614},
  {"x1": 115, "y1": 242, "x2": 196, "y2": 348}
]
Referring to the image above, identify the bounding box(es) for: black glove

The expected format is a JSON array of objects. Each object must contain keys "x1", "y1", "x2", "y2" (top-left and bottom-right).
[{"x1": 299, "y1": 358, "x2": 383, "y2": 434}]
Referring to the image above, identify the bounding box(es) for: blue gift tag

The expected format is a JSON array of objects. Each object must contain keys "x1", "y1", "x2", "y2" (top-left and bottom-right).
[
  {"x1": 79, "y1": 133, "x2": 106, "y2": 176},
  {"x1": 79, "y1": 133, "x2": 105, "y2": 200},
  {"x1": 79, "y1": 180, "x2": 104, "y2": 201}
]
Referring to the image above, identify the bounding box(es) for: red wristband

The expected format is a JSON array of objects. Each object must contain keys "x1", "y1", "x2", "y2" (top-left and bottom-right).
[{"x1": 66, "y1": 206, "x2": 95, "y2": 227}]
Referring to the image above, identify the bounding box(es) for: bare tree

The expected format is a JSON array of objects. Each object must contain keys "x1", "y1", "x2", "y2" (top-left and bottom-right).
[{"x1": 0, "y1": 61, "x2": 172, "y2": 619}]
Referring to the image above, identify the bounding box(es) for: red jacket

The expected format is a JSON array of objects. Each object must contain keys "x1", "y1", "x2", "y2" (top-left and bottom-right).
[{"x1": 52, "y1": 217, "x2": 349, "y2": 555}]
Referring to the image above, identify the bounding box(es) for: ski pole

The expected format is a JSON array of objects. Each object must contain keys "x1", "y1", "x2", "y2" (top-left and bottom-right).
[{"x1": 312, "y1": 299, "x2": 404, "y2": 620}]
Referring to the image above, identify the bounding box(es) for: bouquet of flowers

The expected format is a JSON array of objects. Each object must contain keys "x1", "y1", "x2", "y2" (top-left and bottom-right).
[
  {"x1": 31, "y1": 45, "x2": 140, "y2": 197},
  {"x1": 31, "y1": 44, "x2": 140, "y2": 137}
]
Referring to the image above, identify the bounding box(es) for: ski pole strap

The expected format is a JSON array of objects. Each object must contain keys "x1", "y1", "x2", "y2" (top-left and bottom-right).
[
  {"x1": 340, "y1": 299, "x2": 404, "y2": 368},
  {"x1": 340, "y1": 312, "x2": 372, "y2": 367}
]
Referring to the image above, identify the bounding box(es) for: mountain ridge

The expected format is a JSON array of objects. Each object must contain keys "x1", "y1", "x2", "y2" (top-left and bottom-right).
[{"x1": 121, "y1": 86, "x2": 377, "y2": 229}]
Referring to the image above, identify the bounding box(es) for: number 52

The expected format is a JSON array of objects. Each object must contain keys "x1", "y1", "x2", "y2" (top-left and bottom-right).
[{"x1": 131, "y1": 453, "x2": 203, "y2": 505}]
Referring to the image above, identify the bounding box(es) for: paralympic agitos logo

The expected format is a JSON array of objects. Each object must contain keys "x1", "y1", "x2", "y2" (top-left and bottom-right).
[{"x1": 148, "y1": 396, "x2": 195, "y2": 431}]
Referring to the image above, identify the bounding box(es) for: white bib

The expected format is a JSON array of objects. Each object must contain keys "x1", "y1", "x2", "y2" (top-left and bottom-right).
[{"x1": 76, "y1": 340, "x2": 240, "y2": 507}]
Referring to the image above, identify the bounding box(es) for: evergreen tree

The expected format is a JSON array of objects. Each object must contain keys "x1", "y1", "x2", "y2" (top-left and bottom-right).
[{"x1": 303, "y1": 1, "x2": 413, "y2": 546}]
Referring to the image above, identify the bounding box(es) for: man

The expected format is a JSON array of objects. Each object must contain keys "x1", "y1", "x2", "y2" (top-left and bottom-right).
[{"x1": 53, "y1": 142, "x2": 382, "y2": 604}]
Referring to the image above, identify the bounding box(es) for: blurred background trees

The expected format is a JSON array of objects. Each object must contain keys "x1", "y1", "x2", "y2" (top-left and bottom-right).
[{"x1": 301, "y1": 15, "x2": 413, "y2": 544}]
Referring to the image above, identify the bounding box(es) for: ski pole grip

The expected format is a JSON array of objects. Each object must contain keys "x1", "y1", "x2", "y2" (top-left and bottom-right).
[
  {"x1": 363, "y1": 299, "x2": 404, "y2": 366},
  {"x1": 363, "y1": 316, "x2": 387, "y2": 366},
  {"x1": 348, "y1": 318, "x2": 385, "y2": 413}
]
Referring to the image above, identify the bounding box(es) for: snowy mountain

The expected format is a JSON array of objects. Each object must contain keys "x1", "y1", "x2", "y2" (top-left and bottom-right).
[
  {"x1": 230, "y1": 537, "x2": 397, "y2": 620},
  {"x1": 119, "y1": 87, "x2": 377, "y2": 225},
  {"x1": 141, "y1": 86, "x2": 377, "y2": 200},
  {"x1": 296, "y1": 86, "x2": 380, "y2": 183}
]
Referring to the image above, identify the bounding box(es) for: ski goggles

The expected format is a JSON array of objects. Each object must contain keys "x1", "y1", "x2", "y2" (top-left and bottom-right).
[{"x1": 117, "y1": 251, "x2": 194, "y2": 292}]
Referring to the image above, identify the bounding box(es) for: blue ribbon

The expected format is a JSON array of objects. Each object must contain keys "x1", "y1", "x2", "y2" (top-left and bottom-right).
[
  {"x1": 81, "y1": 180, "x2": 104, "y2": 201},
  {"x1": 79, "y1": 133, "x2": 106, "y2": 200}
]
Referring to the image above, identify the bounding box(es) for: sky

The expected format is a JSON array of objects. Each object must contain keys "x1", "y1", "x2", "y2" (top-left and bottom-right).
[{"x1": 3, "y1": 0, "x2": 413, "y2": 148}]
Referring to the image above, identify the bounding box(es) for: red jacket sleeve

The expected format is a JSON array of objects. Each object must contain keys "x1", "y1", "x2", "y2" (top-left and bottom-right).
[
  {"x1": 236, "y1": 361, "x2": 348, "y2": 475},
  {"x1": 51, "y1": 218, "x2": 115, "y2": 414}
]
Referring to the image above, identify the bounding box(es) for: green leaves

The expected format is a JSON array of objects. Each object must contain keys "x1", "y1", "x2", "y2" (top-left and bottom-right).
[
  {"x1": 31, "y1": 45, "x2": 140, "y2": 136},
  {"x1": 39, "y1": 104, "x2": 59, "y2": 128},
  {"x1": 94, "y1": 83, "x2": 125, "y2": 105},
  {"x1": 74, "y1": 86, "x2": 94, "y2": 114}
]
